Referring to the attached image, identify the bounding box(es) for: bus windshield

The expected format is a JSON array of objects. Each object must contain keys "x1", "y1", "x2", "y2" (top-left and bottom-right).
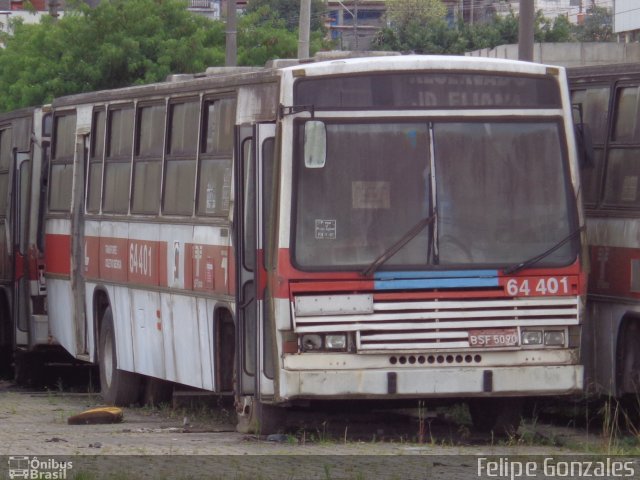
[{"x1": 293, "y1": 119, "x2": 576, "y2": 271}]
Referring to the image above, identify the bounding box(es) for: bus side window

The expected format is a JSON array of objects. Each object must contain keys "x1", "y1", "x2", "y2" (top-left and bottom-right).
[
  {"x1": 0, "y1": 128, "x2": 11, "y2": 219},
  {"x1": 570, "y1": 87, "x2": 610, "y2": 206},
  {"x1": 86, "y1": 109, "x2": 105, "y2": 213},
  {"x1": 103, "y1": 106, "x2": 133, "y2": 214},
  {"x1": 163, "y1": 100, "x2": 199, "y2": 215},
  {"x1": 242, "y1": 138, "x2": 255, "y2": 271},
  {"x1": 197, "y1": 98, "x2": 235, "y2": 217},
  {"x1": 49, "y1": 113, "x2": 76, "y2": 212},
  {"x1": 262, "y1": 137, "x2": 276, "y2": 271},
  {"x1": 0, "y1": 128, "x2": 10, "y2": 279},
  {"x1": 604, "y1": 85, "x2": 640, "y2": 208},
  {"x1": 132, "y1": 103, "x2": 165, "y2": 214}
]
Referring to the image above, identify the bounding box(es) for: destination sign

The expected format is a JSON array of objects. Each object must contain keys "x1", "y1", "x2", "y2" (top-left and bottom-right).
[{"x1": 294, "y1": 72, "x2": 561, "y2": 109}]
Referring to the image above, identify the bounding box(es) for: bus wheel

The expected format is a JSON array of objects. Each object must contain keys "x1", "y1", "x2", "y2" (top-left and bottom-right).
[
  {"x1": 99, "y1": 307, "x2": 141, "y2": 406},
  {"x1": 468, "y1": 398, "x2": 522, "y2": 436},
  {"x1": 236, "y1": 396, "x2": 286, "y2": 435}
]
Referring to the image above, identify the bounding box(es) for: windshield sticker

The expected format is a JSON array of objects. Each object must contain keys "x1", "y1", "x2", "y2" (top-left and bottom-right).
[
  {"x1": 315, "y1": 219, "x2": 337, "y2": 240},
  {"x1": 621, "y1": 176, "x2": 638, "y2": 203},
  {"x1": 352, "y1": 181, "x2": 390, "y2": 209},
  {"x1": 206, "y1": 182, "x2": 216, "y2": 212}
]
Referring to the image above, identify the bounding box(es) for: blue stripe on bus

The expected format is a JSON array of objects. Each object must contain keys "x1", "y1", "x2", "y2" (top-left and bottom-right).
[{"x1": 373, "y1": 270, "x2": 499, "y2": 290}]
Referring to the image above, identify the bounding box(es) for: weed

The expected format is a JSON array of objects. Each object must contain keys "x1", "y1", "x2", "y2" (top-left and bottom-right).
[
  {"x1": 447, "y1": 403, "x2": 472, "y2": 426},
  {"x1": 323, "y1": 464, "x2": 332, "y2": 480},
  {"x1": 417, "y1": 400, "x2": 426, "y2": 444}
]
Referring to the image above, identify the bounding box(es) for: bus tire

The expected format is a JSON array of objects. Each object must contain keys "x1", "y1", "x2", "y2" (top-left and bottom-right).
[
  {"x1": 236, "y1": 396, "x2": 286, "y2": 435},
  {"x1": 468, "y1": 398, "x2": 522, "y2": 436},
  {"x1": 99, "y1": 307, "x2": 141, "y2": 406},
  {"x1": 618, "y1": 321, "x2": 640, "y2": 396}
]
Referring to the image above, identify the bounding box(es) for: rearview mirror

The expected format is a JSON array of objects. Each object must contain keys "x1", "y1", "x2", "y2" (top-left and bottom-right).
[{"x1": 304, "y1": 121, "x2": 326, "y2": 169}]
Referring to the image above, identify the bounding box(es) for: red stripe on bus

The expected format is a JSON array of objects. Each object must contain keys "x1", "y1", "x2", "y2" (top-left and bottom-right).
[
  {"x1": 46, "y1": 232, "x2": 233, "y2": 295},
  {"x1": 28, "y1": 245, "x2": 41, "y2": 281},
  {"x1": 14, "y1": 252, "x2": 24, "y2": 280},
  {"x1": 277, "y1": 249, "x2": 584, "y2": 300},
  {"x1": 44, "y1": 234, "x2": 71, "y2": 276},
  {"x1": 589, "y1": 245, "x2": 640, "y2": 299}
]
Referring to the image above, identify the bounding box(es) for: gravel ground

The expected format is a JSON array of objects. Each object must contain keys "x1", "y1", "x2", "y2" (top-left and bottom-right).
[{"x1": 0, "y1": 379, "x2": 635, "y2": 479}]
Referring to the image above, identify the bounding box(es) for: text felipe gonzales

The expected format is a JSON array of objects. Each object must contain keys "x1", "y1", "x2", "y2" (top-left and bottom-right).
[{"x1": 477, "y1": 457, "x2": 636, "y2": 479}]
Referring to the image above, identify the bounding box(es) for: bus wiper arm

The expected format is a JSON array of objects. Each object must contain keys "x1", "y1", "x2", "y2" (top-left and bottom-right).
[
  {"x1": 361, "y1": 213, "x2": 437, "y2": 277},
  {"x1": 503, "y1": 225, "x2": 585, "y2": 275}
]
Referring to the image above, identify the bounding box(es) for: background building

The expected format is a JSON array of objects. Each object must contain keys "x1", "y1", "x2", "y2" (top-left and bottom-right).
[{"x1": 614, "y1": 0, "x2": 640, "y2": 42}]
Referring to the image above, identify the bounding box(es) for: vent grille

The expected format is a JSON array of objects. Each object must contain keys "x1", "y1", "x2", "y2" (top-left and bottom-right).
[{"x1": 293, "y1": 297, "x2": 579, "y2": 351}]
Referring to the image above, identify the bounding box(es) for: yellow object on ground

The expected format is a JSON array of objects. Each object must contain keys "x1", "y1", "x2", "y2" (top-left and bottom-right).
[{"x1": 67, "y1": 406, "x2": 124, "y2": 425}]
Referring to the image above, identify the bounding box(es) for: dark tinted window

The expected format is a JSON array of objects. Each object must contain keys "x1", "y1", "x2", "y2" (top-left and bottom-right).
[
  {"x1": 164, "y1": 100, "x2": 199, "y2": 215},
  {"x1": 295, "y1": 73, "x2": 562, "y2": 109},
  {"x1": 197, "y1": 98, "x2": 236, "y2": 217},
  {"x1": 50, "y1": 113, "x2": 77, "y2": 212},
  {"x1": 0, "y1": 128, "x2": 11, "y2": 216},
  {"x1": 104, "y1": 106, "x2": 133, "y2": 214},
  {"x1": 87, "y1": 109, "x2": 105, "y2": 213}
]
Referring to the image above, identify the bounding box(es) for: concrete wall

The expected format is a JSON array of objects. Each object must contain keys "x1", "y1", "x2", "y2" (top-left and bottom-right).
[{"x1": 466, "y1": 42, "x2": 640, "y2": 67}]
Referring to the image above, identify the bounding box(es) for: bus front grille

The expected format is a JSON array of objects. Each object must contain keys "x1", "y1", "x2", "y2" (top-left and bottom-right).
[{"x1": 292, "y1": 297, "x2": 579, "y2": 351}]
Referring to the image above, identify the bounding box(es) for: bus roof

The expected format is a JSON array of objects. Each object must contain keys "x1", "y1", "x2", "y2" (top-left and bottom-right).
[
  {"x1": 567, "y1": 62, "x2": 640, "y2": 80},
  {"x1": 280, "y1": 54, "x2": 561, "y2": 78},
  {"x1": 52, "y1": 54, "x2": 561, "y2": 109}
]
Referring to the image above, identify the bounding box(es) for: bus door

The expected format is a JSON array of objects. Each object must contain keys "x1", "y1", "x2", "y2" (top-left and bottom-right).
[
  {"x1": 12, "y1": 151, "x2": 31, "y2": 347},
  {"x1": 235, "y1": 123, "x2": 276, "y2": 400}
]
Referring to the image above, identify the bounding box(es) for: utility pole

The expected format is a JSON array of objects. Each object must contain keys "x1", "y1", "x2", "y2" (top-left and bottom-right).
[
  {"x1": 298, "y1": 0, "x2": 311, "y2": 59},
  {"x1": 225, "y1": 0, "x2": 237, "y2": 67},
  {"x1": 518, "y1": 0, "x2": 534, "y2": 61},
  {"x1": 353, "y1": 0, "x2": 359, "y2": 51}
]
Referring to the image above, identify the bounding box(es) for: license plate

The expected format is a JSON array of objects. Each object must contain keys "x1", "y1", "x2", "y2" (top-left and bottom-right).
[{"x1": 469, "y1": 328, "x2": 518, "y2": 348}]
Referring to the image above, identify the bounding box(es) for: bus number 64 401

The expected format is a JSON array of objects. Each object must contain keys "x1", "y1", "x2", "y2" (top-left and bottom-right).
[
  {"x1": 506, "y1": 277, "x2": 569, "y2": 296},
  {"x1": 129, "y1": 242, "x2": 152, "y2": 277}
]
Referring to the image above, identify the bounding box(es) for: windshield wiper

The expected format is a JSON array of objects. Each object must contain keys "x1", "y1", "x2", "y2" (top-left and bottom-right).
[
  {"x1": 503, "y1": 225, "x2": 585, "y2": 275},
  {"x1": 361, "y1": 213, "x2": 437, "y2": 277}
]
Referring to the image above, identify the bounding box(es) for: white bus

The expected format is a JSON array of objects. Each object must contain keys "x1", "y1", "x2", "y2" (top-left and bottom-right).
[{"x1": 3, "y1": 55, "x2": 586, "y2": 433}]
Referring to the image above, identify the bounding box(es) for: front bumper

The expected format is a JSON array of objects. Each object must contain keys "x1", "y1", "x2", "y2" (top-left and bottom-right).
[{"x1": 280, "y1": 365, "x2": 583, "y2": 399}]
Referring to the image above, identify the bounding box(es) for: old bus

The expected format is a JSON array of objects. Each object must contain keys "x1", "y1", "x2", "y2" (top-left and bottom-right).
[
  {"x1": 569, "y1": 63, "x2": 640, "y2": 399},
  {"x1": 0, "y1": 106, "x2": 51, "y2": 380},
  {"x1": 2, "y1": 55, "x2": 585, "y2": 433}
]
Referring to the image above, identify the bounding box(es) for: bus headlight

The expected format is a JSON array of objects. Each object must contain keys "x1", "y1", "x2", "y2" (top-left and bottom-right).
[
  {"x1": 521, "y1": 330, "x2": 543, "y2": 345},
  {"x1": 544, "y1": 330, "x2": 565, "y2": 346},
  {"x1": 325, "y1": 334, "x2": 347, "y2": 350},
  {"x1": 300, "y1": 333, "x2": 348, "y2": 352},
  {"x1": 301, "y1": 334, "x2": 323, "y2": 351}
]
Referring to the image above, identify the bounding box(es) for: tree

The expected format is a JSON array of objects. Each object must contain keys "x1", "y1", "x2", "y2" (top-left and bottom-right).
[
  {"x1": 536, "y1": 13, "x2": 573, "y2": 43},
  {"x1": 244, "y1": 0, "x2": 326, "y2": 32},
  {"x1": 374, "y1": 0, "x2": 453, "y2": 54},
  {"x1": 374, "y1": 7, "x2": 574, "y2": 55},
  {"x1": 237, "y1": 7, "x2": 329, "y2": 66},
  {"x1": 575, "y1": 6, "x2": 613, "y2": 42},
  {"x1": 0, "y1": 0, "x2": 227, "y2": 112},
  {"x1": 384, "y1": 0, "x2": 446, "y2": 32}
]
